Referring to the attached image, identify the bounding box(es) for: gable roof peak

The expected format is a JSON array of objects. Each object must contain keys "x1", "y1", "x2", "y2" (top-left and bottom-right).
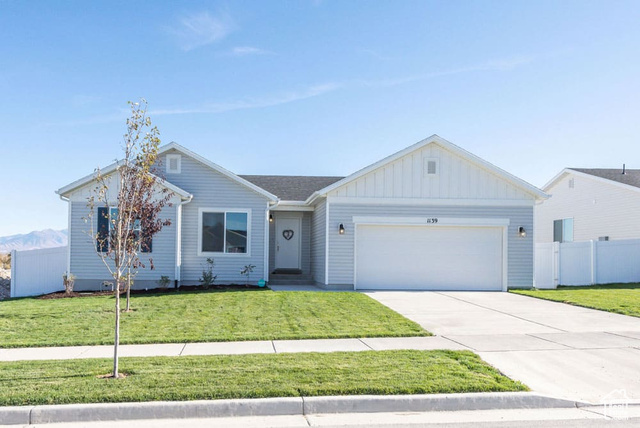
[
  {"x1": 306, "y1": 135, "x2": 547, "y2": 202},
  {"x1": 158, "y1": 142, "x2": 278, "y2": 201},
  {"x1": 548, "y1": 167, "x2": 640, "y2": 192}
]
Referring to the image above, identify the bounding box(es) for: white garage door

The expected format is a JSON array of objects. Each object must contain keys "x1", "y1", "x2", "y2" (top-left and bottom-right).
[{"x1": 355, "y1": 225, "x2": 503, "y2": 290}]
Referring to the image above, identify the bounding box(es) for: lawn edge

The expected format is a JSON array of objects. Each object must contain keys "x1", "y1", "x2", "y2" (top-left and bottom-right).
[{"x1": 510, "y1": 289, "x2": 640, "y2": 318}]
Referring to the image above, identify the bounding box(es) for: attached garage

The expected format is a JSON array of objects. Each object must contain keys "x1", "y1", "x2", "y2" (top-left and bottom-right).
[
  {"x1": 307, "y1": 135, "x2": 548, "y2": 290},
  {"x1": 354, "y1": 221, "x2": 507, "y2": 291}
]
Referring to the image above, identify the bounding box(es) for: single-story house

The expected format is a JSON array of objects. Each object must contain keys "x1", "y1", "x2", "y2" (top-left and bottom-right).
[
  {"x1": 535, "y1": 167, "x2": 640, "y2": 243},
  {"x1": 56, "y1": 135, "x2": 547, "y2": 291}
]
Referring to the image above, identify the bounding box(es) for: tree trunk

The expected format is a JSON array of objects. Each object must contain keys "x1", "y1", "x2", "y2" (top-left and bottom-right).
[
  {"x1": 125, "y1": 271, "x2": 131, "y2": 312},
  {"x1": 113, "y1": 277, "x2": 121, "y2": 378}
]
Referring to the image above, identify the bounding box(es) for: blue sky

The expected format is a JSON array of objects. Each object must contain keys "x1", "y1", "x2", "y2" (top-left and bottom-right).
[{"x1": 1, "y1": 0, "x2": 639, "y2": 236}]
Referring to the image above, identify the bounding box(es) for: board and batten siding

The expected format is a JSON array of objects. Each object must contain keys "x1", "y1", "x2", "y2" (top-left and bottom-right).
[
  {"x1": 327, "y1": 143, "x2": 532, "y2": 201},
  {"x1": 327, "y1": 203, "x2": 534, "y2": 289},
  {"x1": 159, "y1": 149, "x2": 271, "y2": 284},
  {"x1": 535, "y1": 172, "x2": 640, "y2": 243},
  {"x1": 68, "y1": 201, "x2": 178, "y2": 290},
  {"x1": 310, "y1": 199, "x2": 327, "y2": 285}
]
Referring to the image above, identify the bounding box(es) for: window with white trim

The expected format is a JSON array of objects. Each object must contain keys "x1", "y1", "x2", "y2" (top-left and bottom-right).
[
  {"x1": 97, "y1": 207, "x2": 151, "y2": 253},
  {"x1": 166, "y1": 154, "x2": 181, "y2": 174},
  {"x1": 424, "y1": 158, "x2": 439, "y2": 177},
  {"x1": 200, "y1": 209, "x2": 249, "y2": 254},
  {"x1": 553, "y1": 218, "x2": 574, "y2": 243}
]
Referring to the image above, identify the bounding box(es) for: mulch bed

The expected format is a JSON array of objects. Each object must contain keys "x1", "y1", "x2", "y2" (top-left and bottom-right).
[{"x1": 37, "y1": 284, "x2": 266, "y2": 300}]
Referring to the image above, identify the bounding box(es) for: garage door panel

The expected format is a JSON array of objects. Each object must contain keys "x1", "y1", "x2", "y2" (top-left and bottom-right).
[{"x1": 355, "y1": 225, "x2": 502, "y2": 290}]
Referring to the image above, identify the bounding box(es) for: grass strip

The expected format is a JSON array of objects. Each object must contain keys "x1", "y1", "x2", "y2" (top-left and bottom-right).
[
  {"x1": 0, "y1": 350, "x2": 527, "y2": 406},
  {"x1": 0, "y1": 290, "x2": 429, "y2": 348},
  {"x1": 511, "y1": 283, "x2": 640, "y2": 318}
]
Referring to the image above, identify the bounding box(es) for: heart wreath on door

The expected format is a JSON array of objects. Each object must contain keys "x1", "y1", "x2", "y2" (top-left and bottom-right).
[{"x1": 282, "y1": 230, "x2": 294, "y2": 240}]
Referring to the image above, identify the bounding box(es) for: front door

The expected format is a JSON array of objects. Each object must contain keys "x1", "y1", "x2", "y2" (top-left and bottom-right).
[{"x1": 275, "y1": 216, "x2": 301, "y2": 270}]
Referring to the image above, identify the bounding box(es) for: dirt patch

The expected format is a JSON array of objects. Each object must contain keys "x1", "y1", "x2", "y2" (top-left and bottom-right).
[
  {"x1": 38, "y1": 291, "x2": 113, "y2": 300},
  {"x1": 36, "y1": 284, "x2": 266, "y2": 299},
  {"x1": 97, "y1": 373, "x2": 129, "y2": 379}
]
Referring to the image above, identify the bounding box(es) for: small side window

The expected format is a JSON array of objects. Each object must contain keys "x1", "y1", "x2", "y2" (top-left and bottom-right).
[
  {"x1": 553, "y1": 218, "x2": 574, "y2": 243},
  {"x1": 166, "y1": 154, "x2": 181, "y2": 174}
]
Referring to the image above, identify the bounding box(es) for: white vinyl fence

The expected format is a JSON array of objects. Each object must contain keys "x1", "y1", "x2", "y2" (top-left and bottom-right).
[
  {"x1": 535, "y1": 239, "x2": 640, "y2": 288},
  {"x1": 10, "y1": 246, "x2": 68, "y2": 297}
]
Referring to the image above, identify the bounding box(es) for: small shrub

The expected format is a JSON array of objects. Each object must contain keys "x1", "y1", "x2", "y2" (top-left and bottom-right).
[
  {"x1": 62, "y1": 272, "x2": 76, "y2": 295},
  {"x1": 157, "y1": 275, "x2": 171, "y2": 288},
  {"x1": 199, "y1": 258, "x2": 217, "y2": 287},
  {"x1": 240, "y1": 264, "x2": 256, "y2": 286}
]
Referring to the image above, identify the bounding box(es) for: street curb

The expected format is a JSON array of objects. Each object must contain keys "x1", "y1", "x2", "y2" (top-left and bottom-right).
[
  {"x1": 303, "y1": 392, "x2": 585, "y2": 414},
  {"x1": 0, "y1": 392, "x2": 589, "y2": 425}
]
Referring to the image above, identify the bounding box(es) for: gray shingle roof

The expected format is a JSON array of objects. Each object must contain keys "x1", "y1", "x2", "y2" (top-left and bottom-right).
[
  {"x1": 572, "y1": 168, "x2": 640, "y2": 189},
  {"x1": 239, "y1": 175, "x2": 345, "y2": 201}
]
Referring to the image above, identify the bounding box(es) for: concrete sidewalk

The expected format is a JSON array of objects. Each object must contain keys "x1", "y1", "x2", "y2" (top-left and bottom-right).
[{"x1": 0, "y1": 336, "x2": 468, "y2": 362}]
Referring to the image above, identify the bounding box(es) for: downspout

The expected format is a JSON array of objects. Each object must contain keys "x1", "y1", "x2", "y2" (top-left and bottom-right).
[{"x1": 175, "y1": 195, "x2": 193, "y2": 288}]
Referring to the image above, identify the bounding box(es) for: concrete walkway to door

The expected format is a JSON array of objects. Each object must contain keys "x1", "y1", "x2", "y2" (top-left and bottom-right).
[{"x1": 366, "y1": 291, "x2": 640, "y2": 404}]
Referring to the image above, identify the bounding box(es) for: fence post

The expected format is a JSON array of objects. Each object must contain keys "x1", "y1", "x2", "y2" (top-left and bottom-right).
[
  {"x1": 9, "y1": 250, "x2": 16, "y2": 298},
  {"x1": 553, "y1": 241, "x2": 560, "y2": 287}
]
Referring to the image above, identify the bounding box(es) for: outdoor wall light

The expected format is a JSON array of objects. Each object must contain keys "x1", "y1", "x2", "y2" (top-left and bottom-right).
[
  {"x1": 269, "y1": 214, "x2": 273, "y2": 223},
  {"x1": 339, "y1": 223, "x2": 345, "y2": 235},
  {"x1": 518, "y1": 226, "x2": 526, "y2": 238}
]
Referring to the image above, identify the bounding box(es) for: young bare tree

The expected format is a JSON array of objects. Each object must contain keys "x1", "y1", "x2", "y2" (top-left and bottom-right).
[{"x1": 87, "y1": 99, "x2": 173, "y2": 378}]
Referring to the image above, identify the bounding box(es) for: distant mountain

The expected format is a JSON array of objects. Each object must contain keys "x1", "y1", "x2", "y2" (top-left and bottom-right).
[{"x1": 0, "y1": 229, "x2": 68, "y2": 253}]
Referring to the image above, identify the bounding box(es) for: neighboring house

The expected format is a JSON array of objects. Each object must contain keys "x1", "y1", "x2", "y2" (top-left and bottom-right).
[
  {"x1": 535, "y1": 167, "x2": 640, "y2": 243},
  {"x1": 56, "y1": 135, "x2": 547, "y2": 291}
]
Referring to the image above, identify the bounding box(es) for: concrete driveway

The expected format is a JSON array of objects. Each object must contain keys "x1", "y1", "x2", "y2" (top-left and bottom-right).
[{"x1": 366, "y1": 291, "x2": 640, "y2": 404}]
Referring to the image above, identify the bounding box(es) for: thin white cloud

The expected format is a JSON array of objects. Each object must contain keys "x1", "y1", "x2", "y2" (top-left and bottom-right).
[
  {"x1": 150, "y1": 83, "x2": 342, "y2": 116},
  {"x1": 45, "y1": 54, "x2": 536, "y2": 126},
  {"x1": 356, "y1": 54, "x2": 537, "y2": 88},
  {"x1": 167, "y1": 11, "x2": 235, "y2": 51},
  {"x1": 224, "y1": 46, "x2": 274, "y2": 57},
  {"x1": 358, "y1": 49, "x2": 394, "y2": 61}
]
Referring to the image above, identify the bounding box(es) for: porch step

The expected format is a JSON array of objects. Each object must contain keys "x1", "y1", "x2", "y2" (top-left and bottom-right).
[{"x1": 269, "y1": 273, "x2": 314, "y2": 286}]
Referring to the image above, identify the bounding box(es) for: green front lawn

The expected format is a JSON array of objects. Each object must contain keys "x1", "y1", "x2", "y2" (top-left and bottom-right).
[
  {"x1": 0, "y1": 290, "x2": 428, "y2": 348},
  {"x1": 0, "y1": 350, "x2": 527, "y2": 406},
  {"x1": 512, "y1": 283, "x2": 640, "y2": 317}
]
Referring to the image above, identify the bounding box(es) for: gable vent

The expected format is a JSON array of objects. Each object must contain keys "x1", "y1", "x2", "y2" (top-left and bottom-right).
[
  {"x1": 424, "y1": 158, "x2": 439, "y2": 176},
  {"x1": 166, "y1": 154, "x2": 181, "y2": 174},
  {"x1": 568, "y1": 178, "x2": 574, "y2": 189}
]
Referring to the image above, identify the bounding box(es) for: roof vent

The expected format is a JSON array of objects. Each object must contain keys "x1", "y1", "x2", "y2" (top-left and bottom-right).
[{"x1": 622, "y1": 164, "x2": 626, "y2": 175}]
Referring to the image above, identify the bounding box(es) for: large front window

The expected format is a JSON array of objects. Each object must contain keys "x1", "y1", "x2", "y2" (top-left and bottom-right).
[{"x1": 200, "y1": 209, "x2": 249, "y2": 254}]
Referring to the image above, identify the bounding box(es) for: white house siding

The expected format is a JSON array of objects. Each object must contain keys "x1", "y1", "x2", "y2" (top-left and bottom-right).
[
  {"x1": 268, "y1": 211, "x2": 311, "y2": 274},
  {"x1": 68, "y1": 201, "x2": 178, "y2": 291},
  {"x1": 159, "y1": 150, "x2": 270, "y2": 285},
  {"x1": 535, "y1": 173, "x2": 640, "y2": 243},
  {"x1": 327, "y1": 203, "x2": 534, "y2": 289},
  {"x1": 310, "y1": 199, "x2": 327, "y2": 285},
  {"x1": 328, "y1": 143, "x2": 532, "y2": 201}
]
